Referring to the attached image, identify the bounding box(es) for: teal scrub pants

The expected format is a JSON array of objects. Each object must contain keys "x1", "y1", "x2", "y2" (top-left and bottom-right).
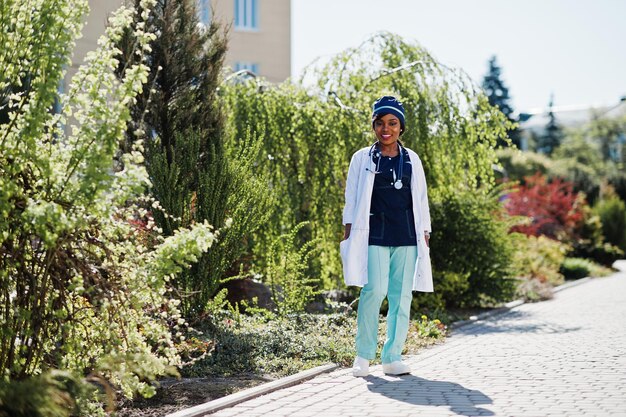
[{"x1": 355, "y1": 245, "x2": 417, "y2": 364}]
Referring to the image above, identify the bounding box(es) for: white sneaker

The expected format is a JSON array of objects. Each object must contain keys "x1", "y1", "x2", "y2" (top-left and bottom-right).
[
  {"x1": 352, "y1": 356, "x2": 369, "y2": 377},
  {"x1": 382, "y1": 361, "x2": 411, "y2": 375}
]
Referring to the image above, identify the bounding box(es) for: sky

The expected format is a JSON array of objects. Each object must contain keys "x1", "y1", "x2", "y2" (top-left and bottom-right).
[{"x1": 291, "y1": 0, "x2": 626, "y2": 114}]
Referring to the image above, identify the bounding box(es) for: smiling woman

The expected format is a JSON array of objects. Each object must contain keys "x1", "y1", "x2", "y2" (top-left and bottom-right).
[{"x1": 340, "y1": 95, "x2": 433, "y2": 378}]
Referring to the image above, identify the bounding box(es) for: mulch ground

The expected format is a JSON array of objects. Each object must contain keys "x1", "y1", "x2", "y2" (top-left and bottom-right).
[{"x1": 116, "y1": 374, "x2": 274, "y2": 417}]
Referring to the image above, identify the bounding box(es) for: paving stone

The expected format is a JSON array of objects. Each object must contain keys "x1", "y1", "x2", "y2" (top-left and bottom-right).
[{"x1": 210, "y1": 272, "x2": 626, "y2": 416}]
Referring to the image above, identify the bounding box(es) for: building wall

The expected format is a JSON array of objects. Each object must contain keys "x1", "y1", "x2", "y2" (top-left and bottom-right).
[
  {"x1": 68, "y1": 1, "x2": 124, "y2": 86},
  {"x1": 72, "y1": 0, "x2": 291, "y2": 86},
  {"x1": 211, "y1": 0, "x2": 291, "y2": 83}
]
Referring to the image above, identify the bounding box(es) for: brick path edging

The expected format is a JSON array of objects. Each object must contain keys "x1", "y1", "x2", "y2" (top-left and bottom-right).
[{"x1": 164, "y1": 364, "x2": 339, "y2": 417}]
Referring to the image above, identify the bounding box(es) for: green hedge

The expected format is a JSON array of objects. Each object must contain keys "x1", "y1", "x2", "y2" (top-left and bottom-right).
[
  {"x1": 559, "y1": 257, "x2": 594, "y2": 280},
  {"x1": 594, "y1": 195, "x2": 626, "y2": 251},
  {"x1": 415, "y1": 190, "x2": 517, "y2": 309}
]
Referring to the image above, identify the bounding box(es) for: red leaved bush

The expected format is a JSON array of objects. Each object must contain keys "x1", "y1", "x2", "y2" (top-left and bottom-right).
[{"x1": 505, "y1": 173, "x2": 586, "y2": 241}]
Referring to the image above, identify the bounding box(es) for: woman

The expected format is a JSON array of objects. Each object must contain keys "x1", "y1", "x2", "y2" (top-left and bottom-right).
[{"x1": 340, "y1": 96, "x2": 433, "y2": 377}]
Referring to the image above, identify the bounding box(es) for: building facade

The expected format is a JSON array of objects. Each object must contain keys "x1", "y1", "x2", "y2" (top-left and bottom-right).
[
  {"x1": 209, "y1": 0, "x2": 291, "y2": 83},
  {"x1": 71, "y1": 0, "x2": 291, "y2": 85}
]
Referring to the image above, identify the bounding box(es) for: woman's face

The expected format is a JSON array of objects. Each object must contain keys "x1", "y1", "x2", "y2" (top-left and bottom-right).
[{"x1": 373, "y1": 113, "x2": 401, "y2": 146}]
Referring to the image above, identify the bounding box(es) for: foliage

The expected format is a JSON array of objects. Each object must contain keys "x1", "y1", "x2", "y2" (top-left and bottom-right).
[
  {"x1": 497, "y1": 145, "x2": 604, "y2": 204},
  {"x1": 511, "y1": 234, "x2": 567, "y2": 286},
  {"x1": 564, "y1": 190, "x2": 623, "y2": 266},
  {"x1": 222, "y1": 32, "x2": 513, "y2": 289},
  {"x1": 414, "y1": 315, "x2": 447, "y2": 338},
  {"x1": 571, "y1": 240, "x2": 623, "y2": 268},
  {"x1": 593, "y1": 192, "x2": 626, "y2": 251},
  {"x1": 115, "y1": 0, "x2": 272, "y2": 315},
  {"x1": 549, "y1": 158, "x2": 601, "y2": 205},
  {"x1": 511, "y1": 234, "x2": 569, "y2": 303},
  {"x1": 559, "y1": 257, "x2": 613, "y2": 280},
  {"x1": 0, "y1": 371, "x2": 80, "y2": 417},
  {"x1": 552, "y1": 132, "x2": 606, "y2": 174},
  {"x1": 183, "y1": 310, "x2": 445, "y2": 377},
  {"x1": 515, "y1": 278, "x2": 554, "y2": 303},
  {"x1": 559, "y1": 257, "x2": 594, "y2": 280},
  {"x1": 536, "y1": 95, "x2": 564, "y2": 155},
  {"x1": 0, "y1": 0, "x2": 218, "y2": 411},
  {"x1": 264, "y1": 222, "x2": 322, "y2": 316},
  {"x1": 496, "y1": 148, "x2": 552, "y2": 181},
  {"x1": 421, "y1": 189, "x2": 518, "y2": 308},
  {"x1": 505, "y1": 173, "x2": 585, "y2": 242},
  {"x1": 608, "y1": 171, "x2": 626, "y2": 203},
  {"x1": 411, "y1": 270, "x2": 470, "y2": 311},
  {"x1": 586, "y1": 110, "x2": 626, "y2": 162},
  {"x1": 500, "y1": 135, "x2": 609, "y2": 208},
  {"x1": 586, "y1": 260, "x2": 614, "y2": 277},
  {"x1": 481, "y1": 55, "x2": 520, "y2": 147}
]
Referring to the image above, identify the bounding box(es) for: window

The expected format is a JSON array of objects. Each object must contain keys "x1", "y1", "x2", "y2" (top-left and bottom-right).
[
  {"x1": 234, "y1": 0, "x2": 258, "y2": 30},
  {"x1": 234, "y1": 61, "x2": 259, "y2": 74},
  {"x1": 198, "y1": 0, "x2": 211, "y2": 25}
]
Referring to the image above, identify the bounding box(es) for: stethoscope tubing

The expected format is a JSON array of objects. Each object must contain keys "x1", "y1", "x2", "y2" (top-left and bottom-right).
[{"x1": 366, "y1": 141, "x2": 404, "y2": 189}]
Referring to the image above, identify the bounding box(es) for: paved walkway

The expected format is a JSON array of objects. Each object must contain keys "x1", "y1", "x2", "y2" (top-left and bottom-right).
[{"x1": 212, "y1": 270, "x2": 626, "y2": 417}]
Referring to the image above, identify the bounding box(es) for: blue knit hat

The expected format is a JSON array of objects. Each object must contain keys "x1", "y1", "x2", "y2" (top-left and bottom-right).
[{"x1": 371, "y1": 96, "x2": 406, "y2": 134}]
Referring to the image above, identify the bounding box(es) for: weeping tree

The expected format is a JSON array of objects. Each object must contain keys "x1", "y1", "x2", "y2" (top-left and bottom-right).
[
  {"x1": 222, "y1": 32, "x2": 514, "y2": 295},
  {"x1": 116, "y1": 0, "x2": 272, "y2": 315},
  {"x1": 0, "y1": 0, "x2": 218, "y2": 414}
]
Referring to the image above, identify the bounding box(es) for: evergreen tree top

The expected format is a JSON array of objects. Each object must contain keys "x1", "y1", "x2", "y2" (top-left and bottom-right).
[{"x1": 481, "y1": 55, "x2": 514, "y2": 118}]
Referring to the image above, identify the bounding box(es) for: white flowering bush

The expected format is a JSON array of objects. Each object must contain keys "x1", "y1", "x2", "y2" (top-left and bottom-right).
[{"x1": 0, "y1": 0, "x2": 218, "y2": 411}]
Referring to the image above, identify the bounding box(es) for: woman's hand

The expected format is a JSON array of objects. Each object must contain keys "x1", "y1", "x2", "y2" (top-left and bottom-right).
[
  {"x1": 424, "y1": 233, "x2": 430, "y2": 247},
  {"x1": 343, "y1": 224, "x2": 352, "y2": 240}
]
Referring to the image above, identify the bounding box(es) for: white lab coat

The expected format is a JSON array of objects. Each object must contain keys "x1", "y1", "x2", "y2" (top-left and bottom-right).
[{"x1": 340, "y1": 145, "x2": 433, "y2": 292}]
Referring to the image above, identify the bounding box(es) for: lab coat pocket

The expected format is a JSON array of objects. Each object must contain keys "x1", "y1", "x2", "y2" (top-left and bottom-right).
[
  {"x1": 339, "y1": 239, "x2": 349, "y2": 264},
  {"x1": 414, "y1": 242, "x2": 434, "y2": 292},
  {"x1": 341, "y1": 229, "x2": 369, "y2": 287}
]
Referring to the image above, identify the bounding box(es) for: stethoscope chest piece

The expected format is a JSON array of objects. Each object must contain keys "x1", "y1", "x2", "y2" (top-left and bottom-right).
[{"x1": 369, "y1": 142, "x2": 405, "y2": 190}]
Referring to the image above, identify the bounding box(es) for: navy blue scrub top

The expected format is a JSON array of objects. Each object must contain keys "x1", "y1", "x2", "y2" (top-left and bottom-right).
[{"x1": 369, "y1": 147, "x2": 417, "y2": 246}]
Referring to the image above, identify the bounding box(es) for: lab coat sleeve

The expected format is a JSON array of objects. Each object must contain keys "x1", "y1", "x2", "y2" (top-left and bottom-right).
[
  {"x1": 416, "y1": 157, "x2": 431, "y2": 233},
  {"x1": 342, "y1": 151, "x2": 360, "y2": 225}
]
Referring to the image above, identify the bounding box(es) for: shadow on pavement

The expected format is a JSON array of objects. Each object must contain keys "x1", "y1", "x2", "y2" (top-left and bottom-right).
[
  {"x1": 452, "y1": 309, "x2": 581, "y2": 336},
  {"x1": 365, "y1": 374, "x2": 494, "y2": 416}
]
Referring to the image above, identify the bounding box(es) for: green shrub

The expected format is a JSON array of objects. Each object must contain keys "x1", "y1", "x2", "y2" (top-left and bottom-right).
[
  {"x1": 512, "y1": 234, "x2": 567, "y2": 286},
  {"x1": 496, "y1": 147, "x2": 603, "y2": 205},
  {"x1": 496, "y1": 148, "x2": 552, "y2": 181},
  {"x1": 593, "y1": 195, "x2": 626, "y2": 251},
  {"x1": 584, "y1": 243, "x2": 624, "y2": 267},
  {"x1": 548, "y1": 159, "x2": 601, "y2": 205},
  {"x1": 560, "y1": 257, "x2": 614, "y2": 280},
  {"x1": 0, "y1": 0, "x2": 219, "y2": 412},
  {"x1": 570, "y1": 202, "x2": 624, "y2": 266},
  {"x1": 0, "y1": 371, "x2": 89, "y2": 417},
  {"x1": 559, "y1": 257, "x2": 594, "y2": 280},
  {"x1": 223, "y1": 32, "x2": 512, "y2": 290},
  {"x1": 511, "y1": 234, "x2": 569, "y2": 302},
  {"x1": 412, "y1": 270, "x2": 470, "y2": 311},
  {"x1": 608, "y1": 172, "x2": 626, "y2": 203},
  {"x1": 183, "y1": 311, "x2": 446, "y2": 377},
  {"x1": 263, "y1": 222, "x2": 322, "y2": 316},
  {"x1": 424, "y1": 190, "x2": 517, "y2": 308},
  {"x1": 515, "y1": 278, "x2": 554, "y2": 302}
]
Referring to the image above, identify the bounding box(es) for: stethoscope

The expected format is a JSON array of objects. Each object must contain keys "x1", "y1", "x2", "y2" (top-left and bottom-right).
[{"x1": 366, "y1": 142, "x2": 404, "y2": 190}]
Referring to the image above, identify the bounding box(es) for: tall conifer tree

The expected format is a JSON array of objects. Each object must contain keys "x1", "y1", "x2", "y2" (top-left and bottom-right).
[
  {"x1": 116, "y1": 0, "x2": 270, "y2": 315},
  {"x1": 481, "y1": 55, "x2": 521, "y2": 147},
  {"x1": 538, "y1": 94, "x2": 564, "y2": 155}
]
